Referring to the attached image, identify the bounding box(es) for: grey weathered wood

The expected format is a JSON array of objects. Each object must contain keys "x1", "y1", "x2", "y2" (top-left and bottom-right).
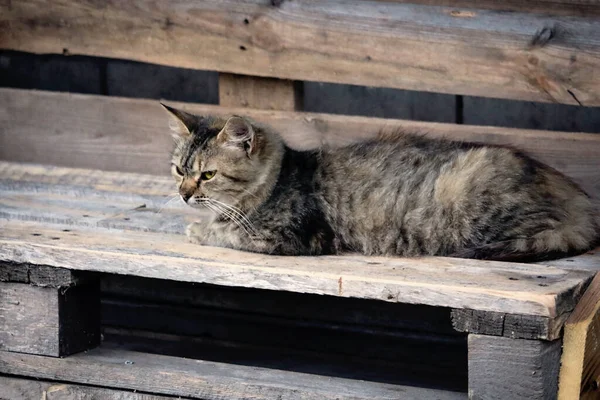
[
  {"x1": 0, "y1": 262, "x2": 92, "y2": 287},
  {"x1": 452, "y1": 309, "x2": 569, "y2": 340},
  {"x1": 0, "y1": 346, "x2": 467, "y2": 400},
  {"x1": 219, "y1": 73, "x2": 303, "y2": 111},
  {"x1": 0, "y1": 281, "x2": 100, "y2": 357},
  {"x1": 2, "y1": 89, "x2": 600, "y2": 200},
  {"x1": 3, "y1": 1, "x2": 600, "y2": 104},
  {"x1": 468, "y1": 334, "x2": 562, "y2": 400},
  {"x1": 0, "y1": 376, "x2": 186, "y2": 400}
]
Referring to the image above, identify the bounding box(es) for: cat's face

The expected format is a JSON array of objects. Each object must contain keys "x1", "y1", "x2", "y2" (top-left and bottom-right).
[{"x1": 162, "y1": 104, "x2": 281, "y2": 211}]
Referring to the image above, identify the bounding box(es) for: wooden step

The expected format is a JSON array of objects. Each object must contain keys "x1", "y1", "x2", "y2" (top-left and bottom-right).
[{"x1": 0, "y1": 344, "x2": 467, "y2": 400}]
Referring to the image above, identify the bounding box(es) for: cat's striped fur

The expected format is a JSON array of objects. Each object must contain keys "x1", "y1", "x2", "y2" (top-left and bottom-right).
[{"x1": 163, "y1": 104, "x2": 599, "y2": 261}]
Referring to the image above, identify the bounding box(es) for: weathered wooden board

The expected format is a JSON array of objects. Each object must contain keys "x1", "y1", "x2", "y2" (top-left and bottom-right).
[
  {"x1": 2, "y1": 89, "x2": 600, "y2": 199},
  {"x1": 0, "y1": 346, "x2": 467, "y2": 400},
  {"x1": 2, "y1": 1, "x2": 600, "y2": 104},
  {"x1": 219, "y1": 73, "x2": 303, "y2": 111},
  {"x1": 0, "y1": 220, "x2": 593, "y2": 321},
  {"x1": 0, "y1": 262, "x2": 93, "y2": 287},
  {"x1": 558, "y1": 273, "x2": 600, "y2": 400},
  {"x1": 0, "y1": 376, "x2": 187, "y2": 400},
  {"x1": 0, "y1": 281, "x2": 100, "y2": 356},
  {"x1": 468, "y1": 334, "x2": 562, "y2": 400}
]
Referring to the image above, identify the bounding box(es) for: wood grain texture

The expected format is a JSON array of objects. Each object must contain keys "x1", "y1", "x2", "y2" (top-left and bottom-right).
[
  {"x1": 0, "y1": 283, "x2": 61, "y2": 356},
  {"x1": 468, "y1": 334, "x2": 562, "y2": 400},
  {"x1": 0, "y1": 376, "x2": 185, "y2": 400},
  {"x1": 2, "y1": 89, "x2": 600, "y2": 199},
  {"x1": 2, "y1": 1, "x2": 600, "y2": 104},
  {"x1": 558, "y1": 273, "x2": 600, "y2": 400},
  {"x1": 0, "y1": 220, "x2": 594, "y2": 322},
  {"x1": 0, "y1": 281, "x2": 100, "y2": 357},
  {"x1": 0, "y1": 262, "x2": 93, "y2": 287},
  {"x1": 219, "y1": 73, "x2": 303, "y2": 111},
  {"x1": 0, "y1": 346, "x2": 468, "y2": 400}
]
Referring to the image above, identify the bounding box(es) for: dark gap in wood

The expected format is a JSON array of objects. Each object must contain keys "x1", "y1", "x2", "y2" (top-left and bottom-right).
[{"x1": 455, "y1": 95, "x2": 464, "y2": 124}]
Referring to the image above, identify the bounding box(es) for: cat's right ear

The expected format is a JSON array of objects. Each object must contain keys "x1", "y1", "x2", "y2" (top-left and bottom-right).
[{"x1": 160, "y1": 103, "x2": 195, "y2": 139}]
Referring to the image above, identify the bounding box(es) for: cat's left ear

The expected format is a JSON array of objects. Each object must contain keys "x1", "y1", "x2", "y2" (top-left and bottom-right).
[
  {"x1": 160, "y1": 103, "x2": 196, "y2": 139},
  {"x1": 218, "y1": 116, "x2": 256, "y2": 156}
]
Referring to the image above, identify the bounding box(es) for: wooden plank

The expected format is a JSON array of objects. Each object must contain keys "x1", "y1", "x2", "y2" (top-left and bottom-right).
[
  {"x1": 0, "y1": 281, "x2": 100, "y2": 356},
  {"x1": 0, "y1": 376, "x2": 186, "y2": 400},
  {"x1": 0, "y1": 220, "x2": 593, "y2": 322},
  {"x1": 558, "y1": 273, "x2": 600, "y2": 400},
  {"x1": 0, "y1": 262, "x2": 93, "y2": 287},
  {"x1": 2, "y1": 2, "x2": 600, "y2": 105},
  {"x1": 1, "y1": 89, "x2": 600, "y2": 200},
  {"x1": 468, "y1": 334, "x2": 562, "y2": 400},
  {"x1": 219, "y1": 73, "x2": 303, "y2": 111},
  {"x1": 0, "y1": 346, "x2": 468, "y2": 400},
  {"x1": 378, "y1": 0, "x2": 600, "y2": 16}
]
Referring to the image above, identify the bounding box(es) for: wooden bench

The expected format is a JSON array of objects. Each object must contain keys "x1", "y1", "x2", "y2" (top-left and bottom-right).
[{"x1": 1, "y1": 1, "x2": 600, "y2": 399}]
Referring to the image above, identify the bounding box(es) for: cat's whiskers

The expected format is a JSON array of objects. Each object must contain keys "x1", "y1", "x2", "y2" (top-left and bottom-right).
[
  {"x1": 206, "y1": 199, "x2": 260, "y2": 238},
  {"x1": 156, "y1": 194, "x2": 181, "y2": 214}
]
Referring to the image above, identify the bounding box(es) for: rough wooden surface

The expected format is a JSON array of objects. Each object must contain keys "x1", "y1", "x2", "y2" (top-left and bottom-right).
[
  {"x1": 0, "y1": 161, "x2": 597, "y2": 339},
  {"x1": 0, "y1": 376, "x2": 185, "y2": 400},
  {"x1": 468, "y1": 334, "x2": 562, "y2": 400},
  {"x1": 0, "y1": 346, "x2": 467, "y2": 400},
  {"x1": 2, "y1": 1, "x2": 600, "y2": 104},
  {"x1": 0, "y1": 281, "x2": 100, "y2": 357},
  {"x1": 2, "y1": 89, "x2": 600, "y2": 200},
  {"x1": 0, "y1": 262, "x2": 93, "y2": 287},
  {"x1": 558, "y1": 273, "x2": 600, "y2": 400},
  {"x1": 219, "y1": 73, "x2": 302, "y2": 111}
]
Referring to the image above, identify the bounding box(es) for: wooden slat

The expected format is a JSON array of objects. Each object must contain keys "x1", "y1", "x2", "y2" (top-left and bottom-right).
[
  {"x1": 558, "y1": 273, "x2": 600, "y2": 400},
  {"x1": 0, "y1": 346, "x2": 467, "y2": 400},
  {"x1": 0, "y1": 376, "x2": 187, "y2": 400},
  {"x1": 2, "y1": 2, "x2": 600, "y2": 104},
  {"x1": 468, "y1": 334, "x2": 562, "y2": 400},
  {"x1": 1, "y1": 88, "x2": 600, "y2": 199},
  {"x1": 219, "y1": 73, "x2": 303, "y2": 111}
]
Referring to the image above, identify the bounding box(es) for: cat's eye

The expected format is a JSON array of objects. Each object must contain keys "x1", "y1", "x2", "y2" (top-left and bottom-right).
[
  {"x1": 172, "y1": 165, "x2": 184, "y2": 176},
  {"x1": 201, "y1": 170, "x2": 217, "y2": 181}
]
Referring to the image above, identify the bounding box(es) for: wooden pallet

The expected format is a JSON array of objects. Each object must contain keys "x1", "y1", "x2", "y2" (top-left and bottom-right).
[
  {"x1": 0, "y1": 161, "x2": 599, "y2": 399},
  {"x1": 2, "y1": 0, "x2": 600, "y2": 399}
]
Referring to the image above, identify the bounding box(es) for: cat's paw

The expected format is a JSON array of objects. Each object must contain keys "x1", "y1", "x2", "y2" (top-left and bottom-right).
[{"x1": 185, "y1": 222, "x2": 205, "y2": 244}]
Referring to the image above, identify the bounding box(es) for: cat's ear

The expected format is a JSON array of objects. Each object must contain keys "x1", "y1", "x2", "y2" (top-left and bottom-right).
[
  {"x1": 218, "y1": 116, "x2": 256, "y2": 155},
  {"x1": 160, "y1": 103, "x2": 196, "y2": 139}
]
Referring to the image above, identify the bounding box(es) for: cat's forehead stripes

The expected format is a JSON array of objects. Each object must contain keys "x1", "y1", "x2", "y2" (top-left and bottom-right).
[{"x1": 181, "y1": 127, "x2": 220, "y2": 170}]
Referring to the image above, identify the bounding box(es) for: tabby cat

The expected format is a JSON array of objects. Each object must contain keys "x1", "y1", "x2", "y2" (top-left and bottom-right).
[{"x1": 162, "y1": 104, "x2": 599, "y2": 262}]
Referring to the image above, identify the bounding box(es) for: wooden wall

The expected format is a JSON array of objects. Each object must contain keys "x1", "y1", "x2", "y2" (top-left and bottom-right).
[{"x1": 2, "y1": 50, "x2": 599, "y2": 133}]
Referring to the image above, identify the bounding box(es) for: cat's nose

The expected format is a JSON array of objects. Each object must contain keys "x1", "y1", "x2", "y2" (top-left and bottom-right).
[{"x1": 180, "y1": 192, "x2": 193, "y2": 203}]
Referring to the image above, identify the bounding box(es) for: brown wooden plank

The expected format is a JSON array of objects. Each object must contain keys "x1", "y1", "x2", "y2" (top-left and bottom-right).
[
  {"x1": 0, "y1": 281, "x2": 100, "y2": 356},
  {"x1": 2, "y1": 2, "x2": 600, "y2": 104},
  {"x1": 2, "y1": 89, "x2": 600, "y2": 200},
  {"x1": 0, "y1": 262, "x2": 93, "y2": 287},
  {"x1": 378, "y1": 0, "x2": 600, "y2": 16},
  {"x1": 0, "y1": 376, "x2": 186, "y2": 400},
  {"x1": 0, "y1": 220, "x2": 593, "y2": 322},
  {"x1": 558, "y1": 273, "x2": 600, "y2": 400},
  {"x1": 219, "y1": 73, "x2": 303, "y2": 111},
  {"x1": 0, "y1": 346, "x2": 467, "y2": 400},
  {"x1": 468, "y1": 334, "x2": 563, "y2": 400}
]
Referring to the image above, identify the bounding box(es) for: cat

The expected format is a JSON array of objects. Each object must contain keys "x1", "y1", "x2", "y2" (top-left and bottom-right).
[{"x1": 162, "y1": 104, "x2": 599, "y2": 262}]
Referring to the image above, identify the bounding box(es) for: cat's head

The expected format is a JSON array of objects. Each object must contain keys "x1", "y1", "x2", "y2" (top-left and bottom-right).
[{"x1": 161, "y1": 104, "x2": 284, "y2": 212}]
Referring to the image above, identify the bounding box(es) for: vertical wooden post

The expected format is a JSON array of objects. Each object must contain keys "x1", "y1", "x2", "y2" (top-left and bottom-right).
[
  {"x1": 558, "y1": 273, "x2": 600, "y2": 400},
  {"x1": 219, "y1": 73, "x2": 304, "y2": 111},
  {"x1": 0, "y1": 264, "x2": 100, "y2": 357},
  {"x1": 468, "y1": 334, "x2": 562, "y2": 400}
]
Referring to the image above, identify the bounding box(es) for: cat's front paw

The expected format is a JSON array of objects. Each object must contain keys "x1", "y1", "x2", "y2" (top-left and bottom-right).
[{"x1": 186, "y1": 222, "x2": 206, "y2": 244}]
